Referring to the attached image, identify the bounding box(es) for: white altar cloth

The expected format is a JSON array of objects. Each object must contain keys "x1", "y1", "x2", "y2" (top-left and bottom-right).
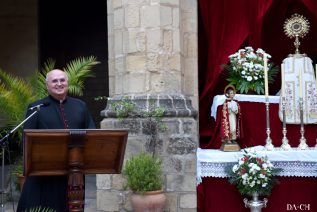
[
  {"x1": 197, "y1": 146, "x2": 317, "y2": 184},
  {"x1": 211, "y1": 94, "x2": 280, "y2": 119}
]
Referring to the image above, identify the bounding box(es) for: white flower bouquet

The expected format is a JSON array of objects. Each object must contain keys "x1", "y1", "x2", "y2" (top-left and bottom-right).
[
  {"x1": 223, "y1": 46, "x2": 278, "y2": 94},
  {"x1": 227, "y1": 149, "x2": 282, "y2": 196}
]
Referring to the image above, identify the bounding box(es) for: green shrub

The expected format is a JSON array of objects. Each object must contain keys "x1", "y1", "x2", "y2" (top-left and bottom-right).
[{"x1": 122, "y1": 152, "x2": 163, "y2": 194}]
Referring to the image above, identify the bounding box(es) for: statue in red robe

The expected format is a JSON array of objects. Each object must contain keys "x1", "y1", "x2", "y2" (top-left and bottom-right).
[{"x1": 220, "y1": 85, "x2": 243, "y2": 146}]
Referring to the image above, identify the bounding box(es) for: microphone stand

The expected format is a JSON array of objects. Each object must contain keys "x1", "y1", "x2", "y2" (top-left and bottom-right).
[{"x1": 0, "y1": 108, "x2": 40, "y2": 212}]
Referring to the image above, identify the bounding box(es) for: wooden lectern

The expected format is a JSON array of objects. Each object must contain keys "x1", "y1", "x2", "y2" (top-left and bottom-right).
[{"x1": 23, "y1": 129, "x2": 128, "y2": 212}]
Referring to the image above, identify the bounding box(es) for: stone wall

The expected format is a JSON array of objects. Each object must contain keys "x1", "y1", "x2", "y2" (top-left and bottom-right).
[{"x1": 99, "y1": 94, "x2": 197, "y2": 211}]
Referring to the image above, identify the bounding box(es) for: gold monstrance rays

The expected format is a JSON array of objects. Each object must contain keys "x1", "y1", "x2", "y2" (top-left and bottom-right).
[{"x1": 283, "y1": 13, "x2": 310, "y2": 55}]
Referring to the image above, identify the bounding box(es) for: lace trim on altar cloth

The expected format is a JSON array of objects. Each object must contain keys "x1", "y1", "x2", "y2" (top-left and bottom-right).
[{"x1": 197, "y1": 161, "x2": 317, "y2": 185}]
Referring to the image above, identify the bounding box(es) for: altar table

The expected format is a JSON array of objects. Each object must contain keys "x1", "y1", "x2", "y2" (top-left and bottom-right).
[
  {"x1": 204, "y1": 94, "x2": 317, "y2": 149},
  {"x1": 198, "y1": 94, "x2": 317, "y2": 211},
  {"x1": 197, "y1": 147, "x2": 317, "y2": 212}
]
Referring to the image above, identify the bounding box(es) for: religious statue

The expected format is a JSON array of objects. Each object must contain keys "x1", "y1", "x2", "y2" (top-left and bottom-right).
[{"x1": 220, "y1": 85, "x2": 242, "y2": 152}]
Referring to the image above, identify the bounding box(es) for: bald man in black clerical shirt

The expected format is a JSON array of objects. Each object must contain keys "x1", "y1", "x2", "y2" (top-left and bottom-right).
[{"x1": 17, "y1": 69, "x2": 95, "y2": 212}]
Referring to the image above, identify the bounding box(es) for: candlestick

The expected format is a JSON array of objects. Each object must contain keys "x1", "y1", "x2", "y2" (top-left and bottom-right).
[
  {"x1": 264, "y1": 55, "x2": 269, "y2": 98},
  {"x1": 298, "y1": 98, "x2": 308, "y2": 150},
  {"x1": 265, "y1": 101, "x2": 274, "y2": 151},
  {"x1": 281, "y1": 97, "x2": 290, "y2": 150},
  {"x1": 281, "y1": 63, "x2": 285, "y2": 97},
  {"x1": 299, "y1": 69, "x2": 302, "y2": 99}
]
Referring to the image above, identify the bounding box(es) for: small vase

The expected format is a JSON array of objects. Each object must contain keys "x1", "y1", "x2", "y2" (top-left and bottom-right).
[
  {"x1": 243, "y1": 193, "x2": 268, "y2": 212},
  {"x1": 17, "y1": 175, "x2": 26, "y2": 192}
]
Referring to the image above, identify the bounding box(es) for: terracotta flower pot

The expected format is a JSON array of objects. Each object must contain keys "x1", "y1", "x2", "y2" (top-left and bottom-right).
[
  {"x1": 17, "y1": 175, "x2": 26, "y2": 192},
  {"x1": 131, "y1": 190, "x2": 166, "y2": 212}
]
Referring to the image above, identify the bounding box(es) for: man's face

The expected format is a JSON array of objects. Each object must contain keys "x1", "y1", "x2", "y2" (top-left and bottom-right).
[{"x1": 46, "y1": 70, "x2": 68, "y2": 100}]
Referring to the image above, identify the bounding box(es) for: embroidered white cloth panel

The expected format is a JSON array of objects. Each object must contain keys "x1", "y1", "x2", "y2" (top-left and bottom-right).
[{"x1": 279, "y1": 56, "x2": 317, "y2": 124}]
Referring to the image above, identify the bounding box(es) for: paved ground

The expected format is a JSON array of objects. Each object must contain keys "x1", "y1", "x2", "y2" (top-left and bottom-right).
[{"x1": 0, "y1": 171, "x2": 98, "y2": 212}]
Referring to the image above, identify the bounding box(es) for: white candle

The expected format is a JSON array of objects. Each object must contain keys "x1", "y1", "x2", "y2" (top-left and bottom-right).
[
  {"x1": 281, "y1": 63, "x2": 285, "y2": 97},
  {"x1": 299, "y1": 69, "x2": 302, "y2": 98},
  {"x1": 264, "y1": 54, "x2": 269, "y2": 98},
  {"x1": 315, "y1": 64, "x2": 317, "y2": 89}
]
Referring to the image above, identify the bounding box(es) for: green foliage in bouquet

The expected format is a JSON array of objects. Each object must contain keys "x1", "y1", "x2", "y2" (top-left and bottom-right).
[
  {"x1": 223, "y1": 47, "x2": 278, "y2": 94},
  {"x1": 226, "y1": 149, "x2": 282, "y2": 196}
]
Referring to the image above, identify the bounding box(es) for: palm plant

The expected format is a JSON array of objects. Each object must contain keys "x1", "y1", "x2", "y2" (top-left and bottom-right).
[{"x1": 0, "y1": 70, "x2": 35, "y2": 127}]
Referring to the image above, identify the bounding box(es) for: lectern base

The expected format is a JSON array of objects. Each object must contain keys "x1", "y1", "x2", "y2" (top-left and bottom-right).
[{"x1": 220, "y1": 143, "x2": 241, "y2": 152}]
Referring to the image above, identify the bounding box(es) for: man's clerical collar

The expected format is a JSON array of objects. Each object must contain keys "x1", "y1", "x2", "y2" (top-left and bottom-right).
[{"x1": 49, "y1": 95, "x2": 68, "y2": 104}]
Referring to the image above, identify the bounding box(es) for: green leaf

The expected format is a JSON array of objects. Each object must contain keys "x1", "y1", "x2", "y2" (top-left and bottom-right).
[{"x1": 65, "y1": 56, "x2": 99, "y2": 96}]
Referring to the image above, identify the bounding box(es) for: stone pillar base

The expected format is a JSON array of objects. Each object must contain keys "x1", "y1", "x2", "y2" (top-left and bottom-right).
[{"x1": 99, "y1": 94, "x2": 198, "y2": 211}]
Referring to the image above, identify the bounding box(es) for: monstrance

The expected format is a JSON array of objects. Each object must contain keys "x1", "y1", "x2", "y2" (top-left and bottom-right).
[
  {"x1": 283, "y1": 13, "x2": 310, "y2": 150},
  {"x1": 283, "y1": 13, "x2": 310, "y2": 55}
]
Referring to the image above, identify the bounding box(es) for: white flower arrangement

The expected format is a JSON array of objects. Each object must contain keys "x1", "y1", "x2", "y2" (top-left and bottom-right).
[
  {"x1": 227, "y1": 149, "x2": 281, "y2": 196},
  {"x1": 223, "y1": 46, "x2": 278, "y2": 94}
]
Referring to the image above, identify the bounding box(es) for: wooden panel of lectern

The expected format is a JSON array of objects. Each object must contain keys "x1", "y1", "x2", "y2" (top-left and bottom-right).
[{"x1": 23, "y1": 129, "x2": 128, "y2": 212}]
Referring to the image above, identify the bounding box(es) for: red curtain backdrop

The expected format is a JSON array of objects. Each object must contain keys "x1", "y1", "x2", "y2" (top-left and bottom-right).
[
  {"x1": 199, "y1": 0, "x2": 317, "y2": 147},
  {"x1": 198, "y1": 177, "x2": 317, "y2": 212}
]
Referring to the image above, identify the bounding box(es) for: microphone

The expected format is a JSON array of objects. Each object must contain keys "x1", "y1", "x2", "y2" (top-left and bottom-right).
[{"x1": 28, "y1": 102, "x2": 50, "y2": 111}]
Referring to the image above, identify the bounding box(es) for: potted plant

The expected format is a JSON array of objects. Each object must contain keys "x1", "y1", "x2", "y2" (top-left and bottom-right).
[
  {"x1": 12, "y1": 157, "x2": 25, "y2": 191},
  {"x1": 122, "y1": 152, "x2": 166, "y2": 212},
  {"x1": 223, "y1": 46, "x2": 278, "y2": 94}
]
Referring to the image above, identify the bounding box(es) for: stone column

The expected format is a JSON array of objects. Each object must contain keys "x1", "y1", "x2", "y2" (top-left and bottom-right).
[
  {"x1": 101, "y1": 0, "x2": 198, "y2": 211},
  {"x1": 108, "y1": 0, "x2": 197, "y2": 99}
]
